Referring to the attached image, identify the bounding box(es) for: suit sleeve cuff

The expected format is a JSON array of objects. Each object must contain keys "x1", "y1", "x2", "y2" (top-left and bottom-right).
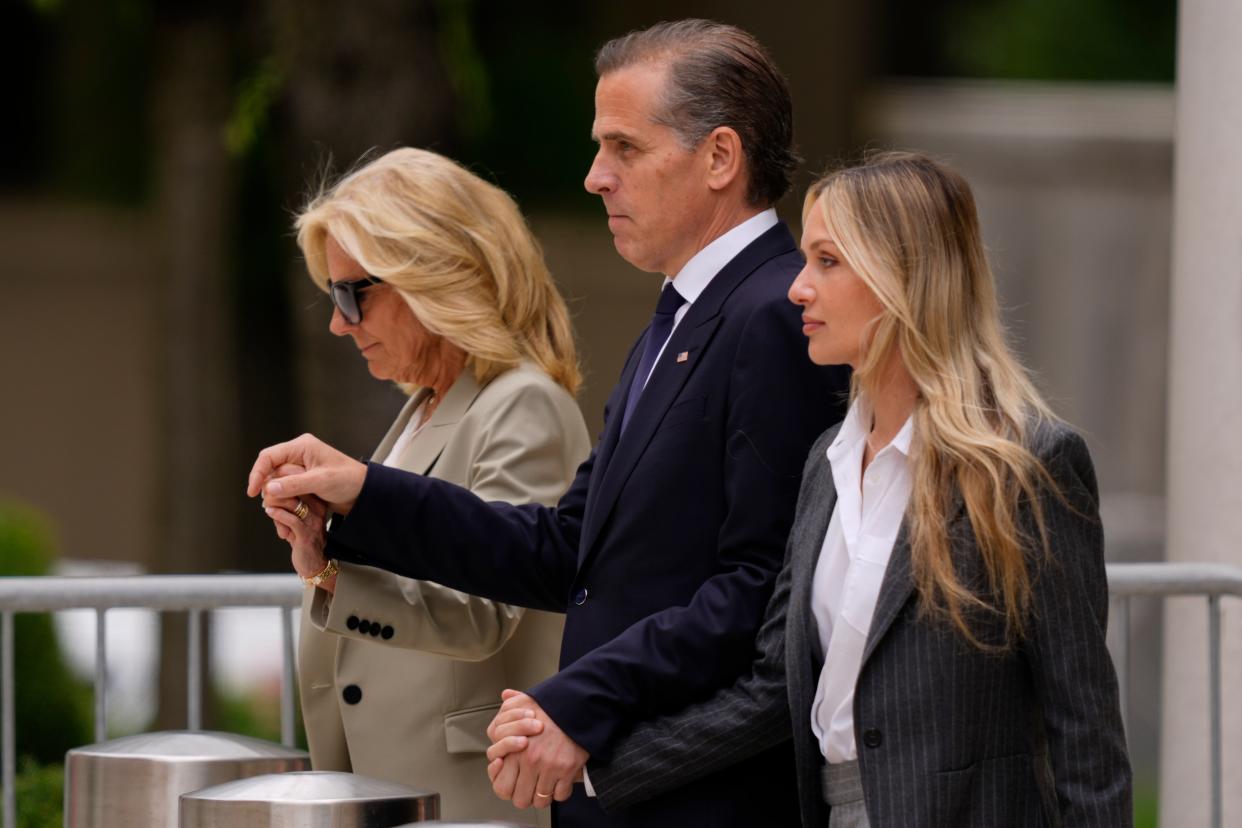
[
  {"x1": 528, "y1": 674, "x2": 618, "y2": 760},
  {"x1": 308, "y1": 584, "x2": 333, "y2": 631},
  {"x1": 325, "y1": 462, "x2": 422, "y2": 569}
]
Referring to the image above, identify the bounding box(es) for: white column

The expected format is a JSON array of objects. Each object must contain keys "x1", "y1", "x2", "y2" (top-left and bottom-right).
[{"x1": 1161, "y1": 1, "x2": 1242, "y2": 825}]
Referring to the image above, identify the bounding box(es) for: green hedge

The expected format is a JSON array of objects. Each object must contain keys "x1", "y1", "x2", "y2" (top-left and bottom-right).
[
  {"x1": 0, "y1": 501, "x2": 93, "y2": 765},
  {"x1": 13, "y1": 759, "x2": 61, "y2": 828}
]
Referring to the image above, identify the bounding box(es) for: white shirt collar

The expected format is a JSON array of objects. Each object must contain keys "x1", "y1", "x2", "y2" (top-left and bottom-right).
[
  {"x1": 661, "y1": 208, "x2": 779, "y2": 303},
  {"x1": 828, "y1": 396, "x2": 916, "y2": 464}
]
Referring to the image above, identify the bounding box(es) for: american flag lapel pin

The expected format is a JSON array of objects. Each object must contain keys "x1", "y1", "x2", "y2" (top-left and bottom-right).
[{"x1": 676, "y1": 351, "x2": 689, "y2": 363}]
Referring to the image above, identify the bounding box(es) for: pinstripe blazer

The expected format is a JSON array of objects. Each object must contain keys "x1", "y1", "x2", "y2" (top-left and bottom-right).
[{"x1": 589, "y1": 419, "x2": 1132, "y2": 826}]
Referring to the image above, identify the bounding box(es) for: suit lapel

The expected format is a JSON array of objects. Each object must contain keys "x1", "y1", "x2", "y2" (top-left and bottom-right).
[
  {"x1": 371, "y1": 389, "x2": 432, "y2": 462},
  {"x1": 860, "y1": 522, "x2": 915, "y2": 667},
  {"x1": 577, "y1": 316, "x2": 722, "y2": 568},
  {"x1": 861, "y1": 487, "x2": 969, "y2": 665},
  {"x1": 785, "y1": 441, "x2": 839, "y2": 718},
  {"x1": 388, "y1": 373, "x2": 485, "y2": 475},
  {"x1": 580, "y1": 339, "x2": 644, "y2": 537},
  {"x1": 577, "y1": 223, "x2": 798, "y2": 567}
]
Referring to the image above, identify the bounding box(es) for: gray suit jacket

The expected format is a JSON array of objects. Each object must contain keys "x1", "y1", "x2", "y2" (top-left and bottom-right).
[{"x1": 589, "y1": 419, "x2": 1132, "y2": 826}]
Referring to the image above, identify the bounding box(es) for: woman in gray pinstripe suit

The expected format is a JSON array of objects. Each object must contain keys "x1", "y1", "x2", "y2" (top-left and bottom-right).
[{"x1": 490, "y1": 152, "x2": 1133, "y2": 826}]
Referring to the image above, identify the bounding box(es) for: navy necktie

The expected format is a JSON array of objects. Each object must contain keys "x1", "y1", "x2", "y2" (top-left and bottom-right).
[{"x1": 621, "y1": 282, "x2": 687, "y2": 432}]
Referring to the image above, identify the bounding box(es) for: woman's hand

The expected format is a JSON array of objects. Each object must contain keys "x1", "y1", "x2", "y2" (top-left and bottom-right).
[
  {"x1": 262, "y1": 464, "x2": 336, "y2": 593},
  {"x1": 487, "y1": 705, "x2": 545, "y2": 762}
]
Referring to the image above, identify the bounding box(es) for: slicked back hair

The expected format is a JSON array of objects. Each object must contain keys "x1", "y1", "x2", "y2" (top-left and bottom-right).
[{"x1": 595, "y1": 19, "x2": 798, "y2": 207}]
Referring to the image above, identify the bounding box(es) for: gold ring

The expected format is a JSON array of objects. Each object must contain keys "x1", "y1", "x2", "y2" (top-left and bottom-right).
[
  {"x1": 534, "y1": 792, "x2": 553, "y2": 799},
  {"x1": 293, "y1": 500, "x2": 310, "y2": 521}
]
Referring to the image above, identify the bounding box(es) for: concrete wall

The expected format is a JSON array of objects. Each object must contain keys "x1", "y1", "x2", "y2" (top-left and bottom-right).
[{"x1": 0, "y1": 202, "x2": 161, "y2": 568}]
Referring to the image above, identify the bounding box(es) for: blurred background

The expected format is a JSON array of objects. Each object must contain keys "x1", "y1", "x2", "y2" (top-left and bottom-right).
[{"x1": 0, "y1": 0, "x2": 1178, "y2": 823}]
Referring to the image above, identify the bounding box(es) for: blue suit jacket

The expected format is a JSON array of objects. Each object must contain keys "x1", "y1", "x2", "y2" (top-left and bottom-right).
[{"x1": 326, "y1": 222, "x2": 850, "y2": 826}]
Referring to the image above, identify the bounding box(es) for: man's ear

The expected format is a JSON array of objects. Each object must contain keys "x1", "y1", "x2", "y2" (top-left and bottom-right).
[{"x1": 704, "y1": 126, "x2": 745, "y2": 193}]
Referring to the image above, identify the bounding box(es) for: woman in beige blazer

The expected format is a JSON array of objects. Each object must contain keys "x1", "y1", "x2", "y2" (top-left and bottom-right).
[{"x1": 264, "y1": 147, "x2": 590, "y2": 824}]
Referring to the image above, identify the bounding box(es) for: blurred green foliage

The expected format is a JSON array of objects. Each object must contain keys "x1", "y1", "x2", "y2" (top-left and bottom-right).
[
  {"x1": 0, "y1": 503, "x2": 93, "y2": 827},
  {"x1": 11, "y1": 758, "x2": 62, "y2": 828},
  {"x1": 4, "y1": 0, "x2": 599, "y2": 207},
  {"x1": 886, "y1": 0, "x2": 1176, "y2": 82},
  {"x1": 212, "y1": 686, "x2": 307, "y2": 751},
  {"x1": 0, "y1": 502, "x2": 93, "y2": 766},
  {"x1": 225, "y1": 58, "x2": 286, "y2": 158},
  {"x1": 39, "y1": 0, "x2": 152, "y2": 203},
  {"x1": 438, "y1": 0, "x2": 493, "y2": 145},
  {"x1": 947, "y1": 0, "x2": 1176, "y2": 81},
  {"x1": 1133, "y1": 781, "x2": 1157, "y2": 828},
  {"x1": 4, "y1": 0, "x2": 1179, "y2": 204}
]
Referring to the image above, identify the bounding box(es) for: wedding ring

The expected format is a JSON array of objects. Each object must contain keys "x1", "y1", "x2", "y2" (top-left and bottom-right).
[
  {"x1": 293, "y1": 500, "x2": 310, "y2": 521},
  {"x1": 535, "y1": 792, "x2": 553, "y2": 799}
]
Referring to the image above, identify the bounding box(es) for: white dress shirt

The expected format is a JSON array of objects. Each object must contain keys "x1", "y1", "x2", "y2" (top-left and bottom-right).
[
  {"x1": 583, "y1": 207, "x2": 778, "y2": 798},
  {"x1": 381, "y1": 396, "x2": 432, "y2": 467},
  {"x1": 809, "y1": 397, "x2": 914, "y2": 763}
]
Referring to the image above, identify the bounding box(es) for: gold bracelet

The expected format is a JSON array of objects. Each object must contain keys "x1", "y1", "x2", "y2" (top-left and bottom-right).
[{"x1": 302, "y1": 558, "x2": 339, "y2": 587}]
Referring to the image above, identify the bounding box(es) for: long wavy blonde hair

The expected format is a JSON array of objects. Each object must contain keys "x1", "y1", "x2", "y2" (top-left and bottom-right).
[
  {"x1": 296, "y1": 147, "x2": 581, "y2": 395},
  {"x1": 809, "y1": 152, "x2": 1059, "y2": 648}
]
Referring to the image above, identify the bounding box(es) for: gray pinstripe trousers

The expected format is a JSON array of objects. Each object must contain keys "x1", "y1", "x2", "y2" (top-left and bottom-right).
[{"x1": 823, "y1": 761, "x2": 869, "y2": 828}]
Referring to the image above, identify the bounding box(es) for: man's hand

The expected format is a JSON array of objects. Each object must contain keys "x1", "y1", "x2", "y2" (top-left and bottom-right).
[
  {"x1": 485, "y1": 689, "x2": 587, "y2": 809},
  {"x1": 247, "y1": 434, "x2": 367, "y2": 515}
]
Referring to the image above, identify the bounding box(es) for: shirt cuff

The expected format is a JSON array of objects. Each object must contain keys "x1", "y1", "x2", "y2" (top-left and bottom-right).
[{"x1": 583, "y1": 767, "x2": 596, "y2": 798}]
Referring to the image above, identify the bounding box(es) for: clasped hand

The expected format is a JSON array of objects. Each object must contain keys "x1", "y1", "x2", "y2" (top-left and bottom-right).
[
  {"x1": 259, "y1": 463, "x2": 335, "y2": 589},
  {"x1": 250, "y1": 436, "x2": 591, "y2": 807},
  {"x1": 248, "y1": 434, "x2": 368, "y2": 592},
  {"x1": 486, "y1": 689, "x2": 588, "y2": 809}
]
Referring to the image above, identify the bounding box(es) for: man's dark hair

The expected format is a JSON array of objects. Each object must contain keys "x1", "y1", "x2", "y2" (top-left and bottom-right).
[{"x1": 595, "y1": 19, "x2": 799, "y2": 207}]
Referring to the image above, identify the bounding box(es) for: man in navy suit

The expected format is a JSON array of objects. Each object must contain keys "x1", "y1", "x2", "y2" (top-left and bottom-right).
[{"x1": 250, "y1": 19, "x2": 848, "y2": 827}]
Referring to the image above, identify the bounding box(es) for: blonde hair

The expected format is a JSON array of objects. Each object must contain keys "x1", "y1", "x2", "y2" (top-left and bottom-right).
[
  {"x1": 807, "y1": 151, "x2": 1058, "y2": 649},
  {"x1": 295, "y1": 147, "x2": 581, "y2": 395}
]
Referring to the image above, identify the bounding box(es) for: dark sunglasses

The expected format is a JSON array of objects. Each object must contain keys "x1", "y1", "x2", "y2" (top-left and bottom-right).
[{"x1": 329, "y1": 276, "x2": 384, "y2": 325}]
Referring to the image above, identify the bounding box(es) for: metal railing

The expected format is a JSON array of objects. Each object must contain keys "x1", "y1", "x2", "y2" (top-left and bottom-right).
[
  {"x1": 0, "y1": 573, "x2": 303, "y2": 828},
  {"x1": 1105, "y1": 562, "x2": 1242, "y2": 828},
  {"x1": 0, "y1": 564, "x2": 1238, "y2": 827}
]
